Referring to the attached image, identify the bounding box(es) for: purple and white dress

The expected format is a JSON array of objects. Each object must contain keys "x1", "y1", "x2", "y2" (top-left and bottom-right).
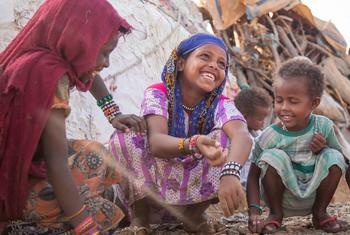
[{"x1": 109, "y1": 87, "x2": 245, "y2": 222}]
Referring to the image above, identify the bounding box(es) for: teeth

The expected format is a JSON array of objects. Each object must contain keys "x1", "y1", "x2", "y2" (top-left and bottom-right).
[
  {"x1": 203, "y1": 72, "x2": 215, "y2": 81},
  {"x1": 281, "y1": 116, "x2": 292, "y2": 121}
]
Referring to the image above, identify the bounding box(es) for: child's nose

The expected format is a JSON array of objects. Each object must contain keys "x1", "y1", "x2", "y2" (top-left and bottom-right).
[
  {"x1": 281, "y1": 102, "x2": 289, "y2": 110},
  {"x1": 208, "y1": 60, "x2": 217, "y2": 70}
]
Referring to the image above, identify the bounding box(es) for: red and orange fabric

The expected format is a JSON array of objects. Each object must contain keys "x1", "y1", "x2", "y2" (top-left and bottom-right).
[
  {"x1": 0, "y1": 0, "x2": 131, "y2": 222},
  {"x1": 22, "y1": 140, "x2": 124, "y2": 233}
]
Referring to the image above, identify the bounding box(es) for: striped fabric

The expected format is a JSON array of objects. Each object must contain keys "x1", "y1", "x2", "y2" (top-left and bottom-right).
[
  {"x1": 109, "y1": 87, "x2": 246, "y2": 224},
  {"x1": 252, "y1": 114, "x2": 347, "y2": 217}
]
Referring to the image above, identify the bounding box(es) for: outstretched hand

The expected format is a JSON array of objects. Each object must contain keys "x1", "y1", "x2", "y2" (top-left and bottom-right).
[
  {"x1": 310, "y1": 132, "x2": 326, "y2": 154},
  {"x1": 111, "y1": 114, "x2": 146, "y2": 134},
  {"x1": 218, "y1": 175, "x2": 246, "y2": 217},
  {"x1": 196, "y1": 136, "x2": 226, "y2": 166}
]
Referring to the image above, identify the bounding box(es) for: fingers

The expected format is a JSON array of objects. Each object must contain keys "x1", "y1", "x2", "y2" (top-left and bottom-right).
[
  {"x1": 310, "y1": 132, "x2": 326, "y2": 153},
  {"x1": 129, "y1": 115, "x2": 144, "y2": 134},
  {"x1": 312, "y1": 132, "x2": 326, "y2": 146},
  {"x1": 219, "y1": 176, "x2": 244, "y2": 217},
  {"x1": 231, "y1": 179, "x2": 245, "y2": 211},
  {"x1": 314, "y1": 132, "x2": 326, "y2": 143},
  {"x1": 208, "y1": 148, "x2": 226, "y2": 166},
  {"x1": 132, "y1": 115, "x2": 146, "y2": 134},
  {"x1": 311, "y1": 136, "x2": 324, "y2": 146},
  {"x1": 218, "y1": 195, "x2": 231, "y2": 217},
  {"x1": 236, "y1": 186, "x2": 247, "y2": 209},
  {"x1": 206, "y1": 147, "x2": 222, "y2": 161},
  {"x1": 222, "y1": 148, "x2": 228, "y2": 161},
  {"x1": 116, "y1": 114, "x2": 145, "y2": 135},
  {"x1": 198, "y1": 138, "x2": 222, "y2": 162},
  {"x1": 198, "y1": 135, "x2": 220, "y2": 147},
  {"x1": 219, "y1": 184, "x2": 235, "y2": 216},
  {"x1": 225, "y1": 193, "x2": 235, "y2": 215},
  {"x1": 309, "y1": 142, "x2": 317, "y2": 153},
  {"x1": 140, "y1": 117, "x2": 147, "y2": 133},
  {"x1": 112, "y1": 120, "x2": 130, "y2": 132},
  {"x1": 249, "y1": 217, "x2": 264, "y2": 233},
  {"x1": 248, "y1": 216, "x2": 258, "y2": 233}
]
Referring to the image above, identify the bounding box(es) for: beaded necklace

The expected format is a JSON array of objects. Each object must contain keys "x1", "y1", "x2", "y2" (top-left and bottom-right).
[{"x1": 182, "y1": 104, "x2": 195, "y2": 111}]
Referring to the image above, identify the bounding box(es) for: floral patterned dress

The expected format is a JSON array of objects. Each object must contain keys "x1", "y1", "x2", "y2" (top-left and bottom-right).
[
  {"x1": 109, "y1": 87, "x2": 245, "y2": 223},
  {"x1": 4, "y1": 77, "x2": 124, "y2": 234}
]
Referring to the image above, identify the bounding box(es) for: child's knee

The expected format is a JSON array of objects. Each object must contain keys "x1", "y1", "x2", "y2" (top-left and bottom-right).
[
  {"x1": 264, "y1": 164, "x2": 279, "y2": 176},
  {"x1": 328, "y1": 165, "x2": 342, "y2": 175}
]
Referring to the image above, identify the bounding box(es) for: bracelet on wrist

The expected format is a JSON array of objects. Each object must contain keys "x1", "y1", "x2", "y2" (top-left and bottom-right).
[
  {"x1": 219, "y1": 169, "x2": 240, "y2": 180},
  {"x1": 178, "y1": 138, "x2": 186, "y2": 154},
  {"x1": 219, "y1": 161, "x2": 242, "y2": 180},
  {"x1": 188, "y1": 135, "x2": 204, "y2": 160},
  {"x1": 222, "y1": 161, "x2": 243, "y2": 171},
  {"x1": 189, "y1": 135, "x2": 200, "y2": 153},
  {"x1": 97, "y1": 94, "x2": 113, "y2": 107},
  {"x1": 248, "y1": 204, "x2": 263, "y2": 215},
  {"x1": 97, "y1": 94, "x2": 122, "y2": 123}
]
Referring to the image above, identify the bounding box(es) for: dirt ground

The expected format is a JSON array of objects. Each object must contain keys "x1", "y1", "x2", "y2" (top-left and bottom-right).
[{"x1": 114, "y1": 176, "x2": 350, "y2": 234}]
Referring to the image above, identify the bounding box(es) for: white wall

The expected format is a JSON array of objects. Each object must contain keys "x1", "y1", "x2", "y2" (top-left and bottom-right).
[
  {"x1": 0, "y1": 0, "x2": 208, "y2": 144},
  {"x1": 0, "y1": 0, "x2": 14, "y2": 23}
]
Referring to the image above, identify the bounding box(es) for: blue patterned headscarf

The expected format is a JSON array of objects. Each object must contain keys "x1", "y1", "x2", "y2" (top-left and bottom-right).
[{"x1": 161, "y1": 33, "x2": 229, "y2": 137}]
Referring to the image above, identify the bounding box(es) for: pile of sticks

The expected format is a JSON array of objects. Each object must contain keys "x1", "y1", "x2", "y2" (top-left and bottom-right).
[{"x1": 201, "y1": 5, "x2": 350, "y2": 129}]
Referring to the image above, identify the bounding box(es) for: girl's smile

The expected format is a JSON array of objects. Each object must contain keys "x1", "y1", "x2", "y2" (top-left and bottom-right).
[{"x1": 179, "y1": 44, "x2": 227, "y2": 96}]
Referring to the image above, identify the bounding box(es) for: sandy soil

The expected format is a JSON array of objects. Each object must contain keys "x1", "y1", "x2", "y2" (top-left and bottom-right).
[{"x1": 114, "y1": 176, "x2": 350, "y2": 234}]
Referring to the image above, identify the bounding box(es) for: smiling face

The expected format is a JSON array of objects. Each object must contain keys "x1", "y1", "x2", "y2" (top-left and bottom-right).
[
  {"x1": 79, "y1": 32, "x2": 120, "y2": 82},
  {"x1": 178, "y1": 44, "x2": 227, "y2": 95},
  {"x1": 274, "y1": 77, "x2": 320, "y2": 131}
]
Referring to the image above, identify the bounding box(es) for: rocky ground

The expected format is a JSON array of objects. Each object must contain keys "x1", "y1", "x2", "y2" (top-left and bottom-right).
[{"x1": 114, "y1": 176, "x2": 350, "y2": 234}]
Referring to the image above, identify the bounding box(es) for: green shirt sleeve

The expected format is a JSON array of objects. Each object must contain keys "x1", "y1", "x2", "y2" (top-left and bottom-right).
[{"x1": 322, "y1": 118, "x2": 343, "y2": 153}]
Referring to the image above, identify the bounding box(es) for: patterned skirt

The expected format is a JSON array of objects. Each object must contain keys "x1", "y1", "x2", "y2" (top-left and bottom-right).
[
  {"x1": 108, "y1": 130, "x2": 229, "y2": 223},
  {"x1": 257, "y1": 148, "x2": 346, "y2": 217},
  {"x1": 4, "y1": 139, "x2": 124, "y2": 235}
]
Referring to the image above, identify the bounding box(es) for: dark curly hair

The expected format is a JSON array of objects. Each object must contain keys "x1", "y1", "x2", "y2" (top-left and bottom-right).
[
  {"x1": 235, "y1": 87, "x2": 272, "y2": 117},
  {"x1": 275, "y1": 56, "x2": 325, "y2": 98}
]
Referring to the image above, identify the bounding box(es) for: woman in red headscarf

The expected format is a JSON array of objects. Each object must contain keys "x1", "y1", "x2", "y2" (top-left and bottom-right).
[{"x1": 0, "y1": 0, "x2": 145, "y2": 234}]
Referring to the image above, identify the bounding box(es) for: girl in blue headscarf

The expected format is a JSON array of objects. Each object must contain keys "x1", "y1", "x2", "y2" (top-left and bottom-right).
[{"x1": 109, "y1": 33, "x2": 252, "y2": 234}]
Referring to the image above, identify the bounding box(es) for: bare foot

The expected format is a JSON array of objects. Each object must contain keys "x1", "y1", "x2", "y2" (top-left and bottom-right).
[
  {"x1": 261, "y1": 215, "x2": 283, "y2": 234},
  {"x1": 183, "y1": 214, "x2": 226, "y2": 234}
]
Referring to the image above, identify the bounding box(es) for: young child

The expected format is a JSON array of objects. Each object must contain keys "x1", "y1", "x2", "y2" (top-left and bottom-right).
[
  {"x1": 109, "y1": 33, "x2": 253, "y2": 234},
  {"x1": 234, "y1": 87, "x2": 272, "y2": 188},
  {"x1": 247, "y1": 57, "x2": 348, "y2": 234}
]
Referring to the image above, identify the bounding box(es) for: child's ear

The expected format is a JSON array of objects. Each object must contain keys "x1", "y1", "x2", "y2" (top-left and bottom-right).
[
  {"x1": 177, "y1": 58, "x2": 185, "y2": 71},
  {"x1": 312, "y1": 97, "x2": 321, "y2": 109}
]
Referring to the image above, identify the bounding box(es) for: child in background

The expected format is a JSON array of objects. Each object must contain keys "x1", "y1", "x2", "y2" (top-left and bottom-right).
[
  {"x1": 247, "y1": 57, "x2": 348, "y2": 234},
  {"x1": 234, "y1": 87, "x2": 272, "y2": 188}
]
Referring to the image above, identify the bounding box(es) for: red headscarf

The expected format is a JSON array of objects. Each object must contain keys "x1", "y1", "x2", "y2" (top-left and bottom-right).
[{"x1": 0, "y1": 0, "x2": 131, "y2": 220}]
